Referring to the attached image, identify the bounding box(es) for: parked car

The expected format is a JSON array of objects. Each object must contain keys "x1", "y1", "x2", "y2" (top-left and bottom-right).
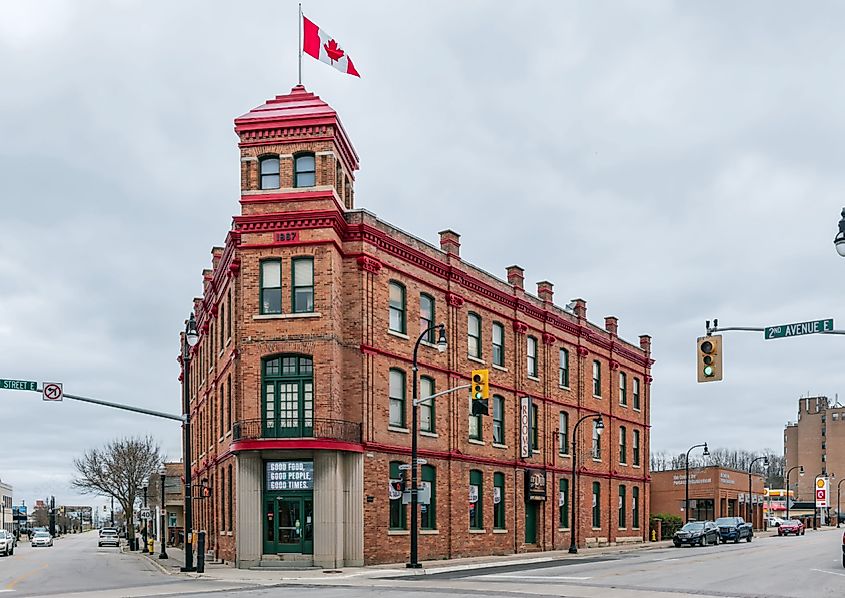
[
  {"x1": 841, "y1": 529, "x2": 844, "y2": 568},
  {"x1": 98, "y1": 528, "x2": 119, "y2": 548},
  {"x1": 31, "y1": 531, "x2": 53, "y2": 547},
  {"x1": 715, "y1": 516, "x2": 753, "y2": 543},
  {"x1": 99, "y1": 527, "x2": 118, "y2": 538},
  {"x1": 0, "y1": 530, "x2": 14, "y2": 556},
  {"x1": 673, "y1": 521, "x2": 720, "y2": 547},
  {"x1": 777, "y1": 519, "x2": 805, "y2": 536},
  {"x1": 767, "y1": 516, "x2": 785, "y2": 528}
]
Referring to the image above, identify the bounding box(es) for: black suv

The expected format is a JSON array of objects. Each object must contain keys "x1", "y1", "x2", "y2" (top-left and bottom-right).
[{"x1": 715, "y1": 516, "x2": 753, "y2": 543}]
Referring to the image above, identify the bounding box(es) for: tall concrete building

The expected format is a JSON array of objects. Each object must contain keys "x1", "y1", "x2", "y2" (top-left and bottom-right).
[
  {"x1": 783, "y1": 396, "x2": 844, "y2": 501},
  {"x1": 181, "y1": 85, "x2": 653, "y2": 568}
]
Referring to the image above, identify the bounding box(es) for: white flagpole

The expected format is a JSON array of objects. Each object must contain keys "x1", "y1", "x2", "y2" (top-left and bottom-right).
[{"x1": 298, "y1": 3, "x2": 303, "y2": 85}]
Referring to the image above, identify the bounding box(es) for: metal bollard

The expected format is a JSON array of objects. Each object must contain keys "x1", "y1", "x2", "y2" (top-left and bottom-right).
[{"x1": 196, "y1": 531, "x2": 205, "y2": 573}]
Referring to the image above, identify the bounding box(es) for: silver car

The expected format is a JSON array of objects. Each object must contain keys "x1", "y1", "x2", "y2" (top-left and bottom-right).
[
  {"x1": 0, "y1": 530, "x2": 14, "y2": 556},
  {"x1": 31, "y1": 531, "x2": 53, "y2": 547}
]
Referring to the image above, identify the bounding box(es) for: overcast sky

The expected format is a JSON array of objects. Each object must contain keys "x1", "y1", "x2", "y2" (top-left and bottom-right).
[{"x1": 2, "y1": 0, "x2": 845, "y2": 508}]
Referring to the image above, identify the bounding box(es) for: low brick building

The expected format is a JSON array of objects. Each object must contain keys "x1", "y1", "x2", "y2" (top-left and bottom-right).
[
  {"x1": 181, "y1": 85, "x2": 654, "y2": 568},
  {"x1": 651, "y1": 467, "x2": 765, "y2": 529}
]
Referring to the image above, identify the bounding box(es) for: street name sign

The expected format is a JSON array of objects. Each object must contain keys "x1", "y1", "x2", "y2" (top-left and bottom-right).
[
  {"x1": 764, "y1": 319, "x2": 834, "y2": 340},
  {"x1": 0, "y1": 379, "x2": 37, "y2": 391}
]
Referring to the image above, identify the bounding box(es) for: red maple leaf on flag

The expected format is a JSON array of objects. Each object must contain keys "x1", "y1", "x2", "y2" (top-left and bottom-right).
[{"x1": 324, "y1": 39, "x2": 345, "y2": 63}]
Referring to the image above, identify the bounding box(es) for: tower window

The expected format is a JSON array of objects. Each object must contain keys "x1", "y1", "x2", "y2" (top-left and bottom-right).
[
  {"x1": 259, "y1": 157, "x2": 280, "y2": 190},
  {"x1": 294, "y1": 153, "x2": 316, "y2": 187}
]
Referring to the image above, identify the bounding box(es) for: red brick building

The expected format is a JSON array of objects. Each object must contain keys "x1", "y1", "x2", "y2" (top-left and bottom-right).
[
  {"x1": 181, "y1": 85, "x2": 654, "y2": 568},
  {"x1": 784, "y1": 396, "x2": 844, "y2": 503}
]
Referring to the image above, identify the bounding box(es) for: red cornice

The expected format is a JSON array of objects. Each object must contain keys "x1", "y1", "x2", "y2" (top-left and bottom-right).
[{"x1": 231, "y1": 438, "x2": 364, "y2": 453}]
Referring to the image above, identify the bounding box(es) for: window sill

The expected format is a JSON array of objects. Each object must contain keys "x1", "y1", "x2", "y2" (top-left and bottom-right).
[
  {"x1": 633, "y1": 408, "x2": 641, "y2": 413},
  {"x1": 420, "y1": 431, "x2": 438, "y2": 438},
  {"x1": 632, "y1": 464, "x2": 641, "y2": 469},
  {"x1": 619, "y1": 403, "x2": 628, "y2": 408},
  {"x1": 388, "y1": 426, "x2": 410, "y2": 434},
  {"x1": 227, "y1": 531, "x2": 233, "y2": 536},
  {"x1": 592, "y1": 458, "x2": 602, "y2": 463},
  {"x1": 225, "y1": 430, "x2": 232, "y2": 438},
  {"x1": 558, "y1": 527, "x2": 570, "y2": 532},
  {"x1": 619, "y1": 462, "x2": 628, "y2": 467},
  {"x1": 387, "y1": 530, "x2": 410, "y2": 536},
  {"x1": 592, "y1": 528, "x2": 602, "y2": 531},
  {"x1": 469, "y1": 529, "x2": 486, "y2": 534},
  {"x1": 468, "y1": 355, "x2": 485, "y2": 364},
  {"x1": 226, "y1": 337, "x2": 232, "y2": 347},
  {"x1": 420, "y1": 340, "x2": 441, "y2": 350},
  {"x1": 527, "y1": 375, "x2": 540, "y2": 382},
  {"x1": 468, "y1": 438, "x2": 485, "y2": 446},
  {"x1": 559, "y1": 385, "x2": 571, "y2": 391},
  {"x1": 388, "y1": 330, "x2": 410, "y2": 340},
  {"x1": 532, "y1": 449, "x2": 540, "y2": 454},
  {"x1": 593, "y1": 394, "x2": 602, "y2": 399},
  {"x1": 420, "y1": 529, "x2": 439, "y2": 535},
  {"x1": 492, "y1": 364, "x2": 508, "y2": 372},
  {"x1": 492, "y1": 443, "x2": 508, "y2": 449},
  {"x1": 492, "y1": 529, "x2": 508, "y2": 534},
  {"x1": 558, "y1": 453, "x2": 571, "y2": 459},
  {"x1": 254, "y1": 312, "x2": 320, "y2": 320}
]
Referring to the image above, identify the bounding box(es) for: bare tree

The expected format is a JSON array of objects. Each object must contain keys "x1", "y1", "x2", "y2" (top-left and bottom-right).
[{"x1": 72, "y1": 436, "x2": 162, "y2": 547}]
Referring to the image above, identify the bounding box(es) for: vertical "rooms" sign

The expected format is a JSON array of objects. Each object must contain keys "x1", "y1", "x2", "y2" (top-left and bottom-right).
[{"x1": 266, "y1": 460, "x2": 314, "y2": 491}]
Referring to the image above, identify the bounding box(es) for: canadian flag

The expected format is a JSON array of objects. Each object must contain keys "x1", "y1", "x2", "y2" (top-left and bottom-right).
[{"x1": 302, "y1": 15, "x2": 360, "y2": 78}]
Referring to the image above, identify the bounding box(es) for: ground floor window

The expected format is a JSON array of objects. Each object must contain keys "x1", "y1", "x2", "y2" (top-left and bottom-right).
[
  {"x1": 632, "y1": 486, "x2": 640, "y2": 529},
  {"x1": 389, "y1": 461, "x2": 407, "y2": 530},
  {"x1": 592, "y1": 482, "x2": 601, "y2": 528},
  {"x1": 493, "y1": 472, "x2": 505, "y2": 529},
  {"x1": 618, "y1": 485, "x2": 626, "y2": 528},
  {"x1": 559, "y1": 478, "x2": 569, "y2": 528},
  {"x1": 469, "y1": 470, "x2": 483, "y2": 529},
  {"x1": 420, "y1": 465, "x2": 436, "y2": 530}
]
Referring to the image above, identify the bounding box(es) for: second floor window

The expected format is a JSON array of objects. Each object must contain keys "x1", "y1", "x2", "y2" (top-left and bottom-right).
[
  {"x1": 259, "y1": 156, "x2": 280, "y2": 189},
  {"x1": 558, "y1": 411, "x2": 569, "y2": 455},
  {"x1": 527, "y1": 336, "x2": 537, "y2": 377},
  {"x1": 492, "y1": 322, "x2": 504, "y2": 366},
  {"x1": 468, "y1": 313, "x2": 481, "y2": 358},
  {"x1": 619, "y1": 372, "x2": 627, "y2": 405},
  {"x1": 294, "y1": 153, "x2": 316, "y2": 187},
  {"x1": 493, "y1": 395, "x2": 505, "y2": 445},
  {"x1": 420, "y1": 294, "x2": 435, "y2": 342},
  {"x1": 593, "y1": 360, "x2": 602, "y2": 396},
  {"x1": 559, "y1": 348, "x2": 569, "y2": 387},
  {"x1": 292, "y1": 257, "x2": 314, "y2": 313},
  {"x1": 389, "y1": 282, "x2": 406, "y2": 333},
  {"x1": 260, "y1": 260, "x2": 282, "y2": 314},
  {"x1": 420, "y1": 376, "x2": 435, "y2": 433},
  {"x1": 633, "y1": 429, "x2": 641, "y2": 466},
  {"x1": 592, "y1": 420, "x2": 601, "y2": 460},
  {"x1": 619, "y1": 426, "x2": 627, "y2": 464},
  {"x1": 389, "y1": 369, "x2": 406, "y2": 428}
]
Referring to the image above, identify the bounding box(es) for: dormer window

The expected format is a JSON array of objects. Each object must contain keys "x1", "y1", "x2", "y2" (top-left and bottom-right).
[
  {"x1": 295, "y1": 153, "x2": 316, "y2": 187},
  {"x1": 259, "y1": 156, "x2": 280, "y2": 189}
]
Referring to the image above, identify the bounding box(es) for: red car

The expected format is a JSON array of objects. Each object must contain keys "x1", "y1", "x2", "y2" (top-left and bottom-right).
[{"x1": 777, "y1": 519, "x2": 805, "y2": 536}]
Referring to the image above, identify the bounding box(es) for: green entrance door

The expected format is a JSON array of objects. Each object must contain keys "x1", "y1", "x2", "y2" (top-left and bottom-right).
[
  {"x1": 263, "y1": 494, "x2": 314, "y2": 554},
  {"x1": 525, "y1": 501, "x2": 538, "y2": 543}
]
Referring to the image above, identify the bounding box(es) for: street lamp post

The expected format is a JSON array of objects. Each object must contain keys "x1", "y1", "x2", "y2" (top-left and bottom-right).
[
  {"x1": 748, "y1": 456, "x2": 769, "y2": 529},
  {"x1": 837, "y1": 478, "x2": 845, "y2": 528},
  {"x1": 141, "y1": 485, "x2": 148, "y2": 553},
  {"x1": 159, "y1": 464, "x2": 168, "y2": 559},
  {"x1": 180, "y1": 312, "x2": 199, "y2": 572},
  {"x1": 684, "y1": 443, "x2": 709, "y2": 523},
  {"x1": 407, "y1": 323, "x2": 447, "y2": 569},
  {"x1": 110, "y1": 496, "x2": 114, "y2": 527},
  {"x1": 785, "y1": 465, "x2": 804, "y2": 521},
  {"x1": 568, "y1": 413, "x2": 604, "y2": 554}
]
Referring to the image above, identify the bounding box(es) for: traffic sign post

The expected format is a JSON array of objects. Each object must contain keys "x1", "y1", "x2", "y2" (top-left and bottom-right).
[
  {"x1": 139, "y1": 508, "x2": 152, "y2": 521},
  {"x1": 42, "y1": 382, "x2": 63, "y2": 402},
  {"x1": 0, "y1": 379, "x2": 38, "y2": 392},
  {"x1": 765, "y1": 319, "x2": 834, "y2": 340}
]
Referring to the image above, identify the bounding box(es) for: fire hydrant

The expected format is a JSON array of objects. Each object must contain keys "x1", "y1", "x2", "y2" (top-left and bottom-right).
[
  {"x1": 651, "y1": 529, "x2": 657, "y2": 542},
  {"x1": 148, "y1": 537, "x2": 154, "y2": 553}
]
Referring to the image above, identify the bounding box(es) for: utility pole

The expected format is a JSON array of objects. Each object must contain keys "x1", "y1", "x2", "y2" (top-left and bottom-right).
[{"x1": 48, "y1": 496, "x2": 55, "y2": 537}]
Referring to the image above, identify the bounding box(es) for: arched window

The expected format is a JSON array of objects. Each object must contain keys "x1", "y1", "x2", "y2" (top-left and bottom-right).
[
  {"x1": 592, "y1": 482, "x2": 601, "y2": 528},
  {"x1": 493, "y1": 472, "x2": 505, "y2": 529},
  {"x1": 262, "y1": 355, "x2": 313, "y2": 438},
  {"x1": 420, "y1": 294, "x2": 435, "y2": 342},
  {"x1": 294, "y1": 153, "x2": 316, "y2": 187},
  {"x1": 619, "y1": 426, "x2": 627, "y2": 464},
  {"x1": 618, "y1": 485, "x2": 627, "y2": 528},
  {"x1": 389, "y1": 461, "x2": 407, "y2": 530},
  {"x1": 259, "y1": 156, "x2": 280, "y2": 189},
  {"x1": 492, "y1": 322, "x2": 504, "y2": 366},
  {"x1": 420, "y1": 376, "x2": 435, "y2": 433},
  {"x1": 469, "y1": 470, "x2": 483, "y2": 530},
  {"x1": 527, "y1": 336, "x2": 537, "y2": 377},
  {"x1": 492, "y1": 395, "x2": 505, "y2": 445},
  {"x1": 421, "y1": 465, "x2": 436, "y2": 530}
]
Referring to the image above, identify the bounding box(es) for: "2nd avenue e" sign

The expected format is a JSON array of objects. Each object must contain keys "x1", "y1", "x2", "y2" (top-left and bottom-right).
[{"x1": 764, "y1": 318, "x2": 834, "y2": 340}]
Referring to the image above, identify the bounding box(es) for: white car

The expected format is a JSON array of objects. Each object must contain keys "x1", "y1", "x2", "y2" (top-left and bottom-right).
[
  {"x1": 0, "y1": 530, "x2": 14, "y2": 556},
  {"x1": 767, "y1": 516, "x2": 785, "y2": 527},
  {"x1": 98, "y1": 529, "x2": 119, "y2": 548},
  {"x1": 31, "y1": 531, "x2": 53, "y2": 547}
]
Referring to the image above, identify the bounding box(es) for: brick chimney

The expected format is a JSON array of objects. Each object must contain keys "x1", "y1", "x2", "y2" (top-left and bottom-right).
[
  {"x1": 639, "y1": 334, "x2": 652, "y2": 355},
  {"x1": 211, "y1": 246, "x2": 224, "y2": 270},
  {"x1": 571, "y1": 298, "x2": 587, "y2": 320},
  {"x1": 537, "y1": 281, "x2": 554, "y2": 302},
  {"x1": 506, "y1": 265, "x2": 524, "y2": 290},
  {"x1": 438, "y1": 229, "x2": 461, "y2": 256},
  {"x1": 604, "y1": 316, "x2": 618, "y2": 336}
]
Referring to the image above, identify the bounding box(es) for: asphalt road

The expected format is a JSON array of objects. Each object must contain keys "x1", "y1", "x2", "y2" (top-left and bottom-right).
[{"x1": 0, "y1": 530, "x2": 249, "y2": 597}]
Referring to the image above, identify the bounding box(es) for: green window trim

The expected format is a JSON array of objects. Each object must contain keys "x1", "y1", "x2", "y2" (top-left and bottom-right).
[
  {"x1": 291, "y1": 257, "x2": 315, "y2": 313},
  {"x1": 493, "y1": 472, "x2": 505, "y2": 529},
  {"x1": 618, "y1": 485, "x2": 627, "y2": 528},
  {"x1": 468, "y1": 313, "x2": 482, "y2": 358},
  {"x1": 469, "y1": 411, "x2": 482, "y2": 441},
  {"x1": 492, "y1": 395, "x2": 505, "y2": 445},
  {"x1": 527, "y1": 336, "x2": 537, "y2": 377},
  {"x1": 633, "y1": 378, "x2": 641, "y2": 410},
  {"x1": 559, "y1": 478, "x2": 569, "y2": 528},
  {"x1": 633, "y1": 430, "x2": 641, "y2": 466},
  {"x1": 593, "y1": 360, "x2": 602, "y2": 396},
  {"x1": 632, "y1": 486, "x2": 640, "y2": 529},
  {"x1": 558, "y1": 411, "x2": 569, "y2": 455},
  {"x1": 530, "y1": 402, "x2": 539, "y2": 451},
  {"x1": 492, "y1": 322, "x2": 504, "y2": 367},
  {"x1": 619, "y1": 426, "x2": 627, "y2": 464},
  {"x1": 421, "y1": 465, "x2": 436, "y2": 530},
  {"x1": 619, "y1": 372, "x2": 627, "y2": 405},
  {"x1": 294, "y1": 152, "x2": 316, "y2": 188},
  {"x1": 388, "y1": 281, "x2": 406, "y2": 334},
  {"x1": 559, "y1": 348, "x2": 569, "y2": 387},
  {"x1": 420, "y1": 294, "x2": 435, "y2": 342},
  {"x1": 420, "y1": 376, "x2": 435, "y2": 433},
  {"x1": 592, "y1": 482, "x2": 601, "y2": 528},
  {"x1": 469, "y1": 469, "x2": 483, "y2": 529},
  {"x1": 260, "y1": 259, "x2": 282, "y2": 315},
  {"x1": 389, "y1": 461, "x2": 407, "y2": 530},
  {"x1": 389, "y1": 368, "x2": 406, "y2": 428},
  {"x1": 262, "y1": 354, "x2": 314, "y2": 439}
]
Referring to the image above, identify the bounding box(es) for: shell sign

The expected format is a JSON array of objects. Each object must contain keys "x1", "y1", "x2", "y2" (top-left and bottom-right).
[{"x1": 815, "y1": 477, "x2": 829, "y2": 508}]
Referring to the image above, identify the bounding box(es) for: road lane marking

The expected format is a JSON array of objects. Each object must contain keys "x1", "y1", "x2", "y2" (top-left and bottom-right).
[
  {"x1": 481, "y1": 574, "x2": 593, "y2": 580},
  {"x1": 811, "y1": 568, "x2": 845, "y2": 577},
  {"x1": 4, "y1": 564, "x2": 47, "y2": 590}
]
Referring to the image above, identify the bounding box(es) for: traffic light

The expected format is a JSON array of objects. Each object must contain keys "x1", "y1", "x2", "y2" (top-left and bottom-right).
[
  {"x1": 471, "y1": 369, "x2": 489, "y2": 415},
  {"x1": 390, "y1": 479, "x2": 404, "y2": 494},
  {"x1": 696, "y1": 335, "x2": 723, "y2": 382}
]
